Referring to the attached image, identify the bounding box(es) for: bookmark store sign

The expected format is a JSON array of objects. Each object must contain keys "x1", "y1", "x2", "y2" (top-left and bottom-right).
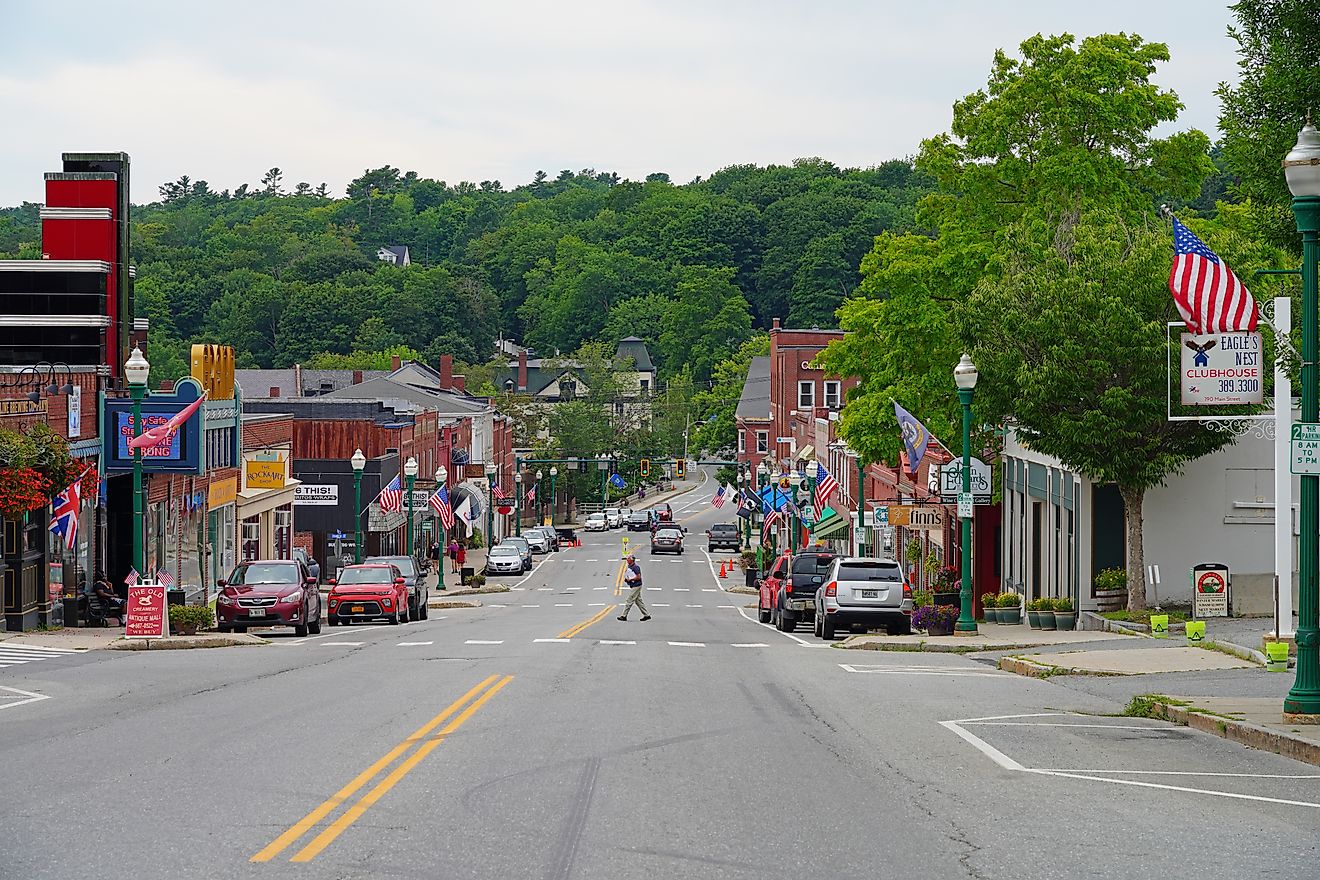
[{"x1": 1180, "y1": 331, "x2": 1263, "y2": 406}]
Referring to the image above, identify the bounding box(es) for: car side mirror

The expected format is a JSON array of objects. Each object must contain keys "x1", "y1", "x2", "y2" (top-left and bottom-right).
[
  {"x1": 216, "y1": 579, "x2": 227, "y2": 588},
  {"x1": 327, "y1": 578, "x2": 337, "y2": 586},
  {"x1": 394, "y1": 577, "x2": 405, "y2": 585}
]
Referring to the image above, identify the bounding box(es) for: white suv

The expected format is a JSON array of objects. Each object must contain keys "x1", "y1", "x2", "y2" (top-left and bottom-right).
[
  {"x1": 605, "y1": 508, "x2": 623, "y2": 529},
  {"x1": 814, "y1": 557, "x2": 912, "y2": 639},
  {"x1": 585, "y1": 513, "x2": 608, "y2": 532}
]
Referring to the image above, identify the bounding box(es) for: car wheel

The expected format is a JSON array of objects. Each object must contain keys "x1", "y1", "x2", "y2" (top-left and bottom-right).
[
  {"x1": 328, "y1": 617, "x2": 337, "y2": 626},
  {"x1": 886, "y1": 619, "x2": 911, "y2": 636},
  {"x1": 420, "y1": 600, "x2": 429, "y2": 620},
  {"x1": 389, "y1": 612, "x2": 401, "y2": 625},
  {"x1": 401, "y1": 603, "x2": 410, "y2": 624},
  {"x1": 217, "y1": 625, "x2": 231, "y2": 634},
  {"x1": 779, "y1": 608, "x2": 796, "y2": 633},
  {"x1": 309, "y1": 612, "x2": 322, "y2": 635},
  {"x1": 295, "y1": 620, "x2": 309, "y2": 637},
  {"x1": 757, "y1": 602, "x2": 771, "y2": 624},
  {"x1": 821, "y1": 614, "x2": 836, "y2": 640},
  {"x1": 708, "y1": 546, "x2": 714, "y2": 553}
]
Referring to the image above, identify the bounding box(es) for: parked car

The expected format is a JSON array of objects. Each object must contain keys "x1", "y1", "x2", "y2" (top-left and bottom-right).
[
  {"x1": 625, "y1": 511, "x2": 652, "y2": 531},
  {"x1": 486, "y1": 545, "x2": 525, "y2": 575},
  {"x1": 216, "y1": 559, "x2": 322, "y2": 636},
  {"x1": 328, "y1": 563, "x2": 408, "y2": 625},
  {"x1": 529, "y1": 526, "x2": 560, "y2": 551},
  {"x1": 757, "y1": 550, "x2": 838, "y2": 632},
  {"x1": 604, "y1": 508, "x2": 623, "y2": 529},
  {"x1": 814, "y1": 557, "x2": 912, "y2": 638},
  {"x1": 292, "y1": 547, "x2": 321, "y2": 583},
  {"x1": 502, "y1": 536, "x2": 534, "y2": 571},
  {"x1": 651, "y1": 502, "x2": 673, "y2": 523},
  {"x1": 364, "y1": 555, "x2": 429, "y2": 620},
  {"x1": 585, "y1": 513, "x2": 609, "y2": 532},
  {"x1": 706, "y1": 523, "x2": 741, "y2": 552},
  {"x1": 651, "y1": 525, "x2": 684, "y2": 554},
  {"x1": 524, "y1": 529, "x2": 551, "y2": 554},
  {"x1": 555, "y1": 525, "x2": 579, "y2": 547}
]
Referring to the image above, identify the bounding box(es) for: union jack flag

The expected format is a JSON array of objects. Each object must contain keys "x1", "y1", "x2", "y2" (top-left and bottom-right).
[
  {"x1": 49, "y1": 468, "x2": 89, "y2": 551},
  {"x1": 376, "y1": 475, "x2": 403, "y2": 513},
  {"x1": 429, "y1": 485, "x2": 455, "y2": 530},
  {"x1": 710, "y1": 484, "x2": 727, "y2": 508},
  {"x1": 1169, "y1": 216, "x2": 1259, "y2": 334},
  {"x1": 156, "y1": 569, "x2": 175, "y2": 587},
  {"x1": 814, "y1": 462, "x2": 839, "y2": 509}
]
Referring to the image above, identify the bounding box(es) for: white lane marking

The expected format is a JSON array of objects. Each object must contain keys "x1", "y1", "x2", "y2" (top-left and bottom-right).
[
  {"x1": 555, "y1": 603, "x2": 574, "y2": 607},
  {"x1": 589, "y1": 603, "x2": 607, "y2": 607},
  {"x1": 397, "y1": 641, "x2": 433, "y2": 646},
  {"x1": 685, "y1": 604, "x2": 703, "y2": 608},
  {"x1": 0, "y1": 658, "x2": 32, "y2": 664},
  {"x1": 534, "y1": 638, "x2": 571, "y2": 643},
  {"x1": 321, "y1": 641, "x2": 365, "y2": 647},
  {"x1": 718, "y1": 605, "x2": 735, "y2": 609},
  {"x1": 653, "y1": 604, "x2": 671, "y2": 607},
  {"x1": 732, "y1": 643, "x2": 769, "y2": 648},
  {"x1": 0, "y1": 648, "x2": 78, "y2": 658},
  {"x1": 465, "y1": 640, "x2": 504, "y2": 645},
  {"x1": 567, "y1": 587, "x2": 581, "y2": 591},
  {"x1": 938, "y1": 720, "x2": 1028, "y2": 771},
  {"x1": 0, "y1": 686, "x2": 51, "y2": 710},
  {"x1": 1036, "y1": 769, "x2": 1320, "y2": 778},
  {"x1": 0, "y1": 643, "x2": 87, "y2": 654},
  {"x1": 490, "y1": 603, "x2": 509, "y2": 607},
  {"x1": 668, "y1": 641, "x2": 705, "y2": 647},
  {"x1": 964, "y1": 722, "x2": 1184, "y2": 729},
  {"x1": 735, "y1": 605, "x2": 825, "y2": 647},
  {"x1": 593, "y1": 587, "x2": 608, "y2": 591},
  {"x1": 674, "y1": 588, "x2": 690, "y2": 592},
  {"x1": 537, "y1": 587, "x2": 553, "y2": 591},
  {"x1": 838, "y1": 664, "x2": 1011, "y2": 678},
  {"x1": 290, "y1": 624, "x2": 386, "y2": 645},
  {"x1": 599, "y1": 640, "x2": 636, "y2": 645},
  {"x1": 522, "y1": 604, "x2": 541, "y2": 608},
  {"x1": 646, "y1": 588, "x2": 662, "y2": 592},
  {"x1": 586, "y1": 559, "x2": 600, "y2": 562},
  {"x1": 702, "y1": 588, "x2": 717, "y2": 592}
]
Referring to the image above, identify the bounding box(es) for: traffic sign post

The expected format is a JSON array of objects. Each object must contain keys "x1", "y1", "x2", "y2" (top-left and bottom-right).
[
  {"x1": 1291, "y1": 422, "x2": 1320, "y2": 474},
  {"x1": 957, "y1": 492, "x2": 974, "y2": 519}
]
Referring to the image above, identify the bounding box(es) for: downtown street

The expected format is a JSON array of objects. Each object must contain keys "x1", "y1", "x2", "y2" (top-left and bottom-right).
[{"x1": 2, "y1": 477, "x2": 1317, "y2": 880}]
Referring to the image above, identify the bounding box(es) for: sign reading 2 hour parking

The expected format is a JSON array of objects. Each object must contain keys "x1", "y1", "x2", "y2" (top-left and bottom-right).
[{"x1": 1180, "y1": 331, "x2": 1263, "y2": 406}]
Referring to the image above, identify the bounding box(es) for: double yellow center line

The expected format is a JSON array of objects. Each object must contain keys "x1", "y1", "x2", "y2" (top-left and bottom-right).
[
  {"x1": 251, "y1": 674, "x2": 512, "y2": 864},
  {"x1": 558, "y1": 604, "x2": 617, "y2": 638}
]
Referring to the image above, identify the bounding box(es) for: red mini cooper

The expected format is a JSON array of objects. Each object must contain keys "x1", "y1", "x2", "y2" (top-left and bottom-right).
[{"x1": 327, "y1": 563, "x2": 409, "y2": 626}]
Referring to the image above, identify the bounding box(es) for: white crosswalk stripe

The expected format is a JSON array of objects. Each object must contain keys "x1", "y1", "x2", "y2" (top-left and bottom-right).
[{"x1": 0, "y1": 643, "x2": 88, "y2": 669}]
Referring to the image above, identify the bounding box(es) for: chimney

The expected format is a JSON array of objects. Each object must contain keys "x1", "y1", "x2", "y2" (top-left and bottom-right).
[
  {"x1": 439, "y1": 354, "x2": 453, "y2": 391},
  {"x1": 772, "y1": 317, "x2": 781, "y2": 330},
  {"x1": 391, "y1": 355, "x2": 402, "y2": 371},
  {"x1": 269, "y1": 386, "x2": 280, "y2": 398},
  {"x1": 452, "y1": 374, "x2": 466, "y2": 393},
  {"x1": 518, "y1": 350, "x2": 528, "y2": 391},
  {"x1": 352, "y1": 370, "x2": 364, "y2": 385}
]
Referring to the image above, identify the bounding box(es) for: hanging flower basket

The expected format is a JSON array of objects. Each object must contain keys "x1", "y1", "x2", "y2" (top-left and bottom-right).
[
  {"x1": 0, "y1": 467, "x2": 47, "y2": 520},
  {"x1": 0, "y1": 424, "x2": 82, "y2": 520}
]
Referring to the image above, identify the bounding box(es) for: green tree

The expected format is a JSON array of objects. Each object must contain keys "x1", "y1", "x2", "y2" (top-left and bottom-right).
[
  {"x1": 691, "y1": 335, "x2": 770, "y2": 454},
  {"x1": 659, "y1": 266, "x2": 752, "y2": 384}
]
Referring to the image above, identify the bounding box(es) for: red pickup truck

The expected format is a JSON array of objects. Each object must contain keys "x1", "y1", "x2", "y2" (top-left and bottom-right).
[{"x1": 757, "y1": 550, "x2": 837, "y2": 633}]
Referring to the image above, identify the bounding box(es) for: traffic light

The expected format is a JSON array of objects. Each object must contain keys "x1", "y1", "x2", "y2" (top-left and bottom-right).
[
  {"x1": 675, "y1": 458, "x2": 686, "y2": 478},
  {"x1": 640, "y1": 459, "x2": 651, "y2": 478}
]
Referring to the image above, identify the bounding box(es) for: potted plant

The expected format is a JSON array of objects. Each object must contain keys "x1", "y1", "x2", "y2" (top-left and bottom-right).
[
  {"x1": 980, "y1": 592, "x2": 1000, "y2": 623},
  {"x1": 1053, "y1": 596, "x2": 1077, "y2": 631},
  {"x1": 1038, "y1": 598, "x2": 1057, "y2": 631},
  {"x1": 1026, "y1": 598, "x2": 1044, "y2": 629},
  {"x1": 932, "y1": 566, "x2": 961, "y2": 608},
  {"x1": 168, "y1": 603, "x2": 214, "y2": 636},
  {"x1": 911, "y1": 603, "x2": 959, "y2": 636},
  {"x1": 912, "y1": 588, "x2": 934, "y2": 609},
  {"x1": 997, "y1": 591, "x2": 1022, "y2": 624},
  {"x1": 1094, "y1": 568, "x2": 1125, "y2": 613}
]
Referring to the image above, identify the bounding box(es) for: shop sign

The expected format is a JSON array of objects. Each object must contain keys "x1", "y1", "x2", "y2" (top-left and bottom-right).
[
  {"x1": 368, "y1": 505, "x2": 407, "y2": 532},
  {"x1": 0, "y1": 398, "x2": 47, "y2": 417},
  {"x1": 885, "y1": 505, "x2": 944, "y2": 530},
  {"x1": 125, "y1": 583, "x2": 168, "y2": 638},
  {"x1": 101, "y1": 379, "x2": 204, "y2": 474},
  {"x1": 1192, "y1": 564, "x2": 1230, "y2": 618},
  {"x1": 68, "y1": 385, "x2": 81, "y2": 438},
  {"x1": 190, "y1": 344, "x2": 236, "y2": 400},
  {"x1": 1180, "y1": 331, "x2": 1263, "y2": 406},
  {"x1": 294, "y1": 484, "x2": 339, "y2": 506},
  {"x1": 933, "y1": 457, "x2": 992, "y2": 504},
  {"x1": 208, "y1": 476, "x2": 238, "y2": 508},
  {"x1": 244, "y1": 458, "x2": 286, "y2": 490}
]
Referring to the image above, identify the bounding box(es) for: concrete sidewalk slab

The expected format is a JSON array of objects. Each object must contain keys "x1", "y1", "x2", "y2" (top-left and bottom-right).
[
  {"x1": 107, "y1": 632, "x2": 268, "y2": 650},
  {"x1": 1008, "y1": 646, "x2": 1258, "y2": 676},
  {"x1": 839, "y1": 624, "x2": 1133, "y2": 653},
  {"x1": 0, "y1": 628, "x2": 126, "y2": 651}
]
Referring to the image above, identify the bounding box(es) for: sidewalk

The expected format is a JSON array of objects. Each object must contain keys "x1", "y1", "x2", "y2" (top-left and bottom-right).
[
  {"x1": 0, "y1": 626, "x2": 265, "y2": 651},
  {"x1": 1144, "y1": 695, "x2": 1320, "y2": 768},
  {"x1": 839, "y1": 624, "x2": 1134, "y2": 653}
]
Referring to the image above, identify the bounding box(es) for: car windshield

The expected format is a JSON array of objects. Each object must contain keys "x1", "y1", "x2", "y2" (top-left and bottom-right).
[
  {"x1": 366, "y1": 556, "x2": 416, "y2": 576},
  {"x1": 588, "y1": 514, "x2": 606, "y2": 521},
  {"x1": 711, "y1": 525, "x2": 737, "y2": 534},
  {"x1": 227, "y1": 563, "x2": 299, "y2": 585},
  {"x1": 837, "y1": 562, "x2": 904, "y2": 581},
  {"x1": 655, "y1": 528, "x2": 682, "y2": 539},
  {"x1": 337, "y1": 567, "x2": 393, "y2": 585},
  {"x1": 792, "y1": 555, "x2": 836, "y2": 575},
  {"x1": 491, "y1": 546, "x2": 520, "y2": 556}
]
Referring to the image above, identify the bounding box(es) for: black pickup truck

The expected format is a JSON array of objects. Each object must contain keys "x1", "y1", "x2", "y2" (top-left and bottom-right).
[{"x1": 705, "y1": 523, "x2": 741, "y2": 552}]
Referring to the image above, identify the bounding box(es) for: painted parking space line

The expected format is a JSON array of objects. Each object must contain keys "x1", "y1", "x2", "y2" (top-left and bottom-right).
[
  {"x1": 397, "y1": 641, "x2": 434, "y2": 646},
  {"x1": 0, "y1": 685, "x2": 51, "y2": 710},
  {"x1": 734, "y1": 606, "x2": 826, "y2": 647},
  {"x1": 534, "y1": 638, "x2": 570, "y2": 643},
  {"x1": 465, "y1": 640, "x2": 504, "y2": 645},
  {"x1": 320, "y1": 642, "x2": 365, "y2": 647}
]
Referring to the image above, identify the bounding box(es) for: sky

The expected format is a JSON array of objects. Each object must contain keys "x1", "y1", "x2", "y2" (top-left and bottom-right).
[{"x1": 0, "y1": 0, "x2": 1240, "y2": 205}]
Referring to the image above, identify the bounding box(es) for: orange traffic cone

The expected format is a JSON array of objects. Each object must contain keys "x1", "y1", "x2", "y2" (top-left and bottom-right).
[{"x1": 719, "y1": 560, "x2": 728, "y2": 578}]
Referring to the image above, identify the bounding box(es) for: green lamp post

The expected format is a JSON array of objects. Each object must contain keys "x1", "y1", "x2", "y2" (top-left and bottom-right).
[
  {"x1": 549, "y1": 465, "x2": 558, "y2": 527},
  {"x1": 953, "y1": 354, "x2": 979, "y2": 635},
  {"x1": 536, "y1": 469, "x2": 544, "y2": 524},
  {"x1": 856, "y1": 452, "x2": 867, "y2": 557},
  {"x1": 124, "y1": 346, "x2": 150, "y2": 576},
  {"x1": 514, "y1": 471, "x2": 523, "y2": 536},
  {"x1": 434, "y1": 465, "x2": 447, "y2": 591},
  {"x1": 1284, "y1": 119, "x2": 1320, "y2": 718},
  {"x1": 403, "y1": 455, "x2": 418, "y2": 560},
  {"x1": 351, "y1": 448, "x2": 366, "y2": 563},
  {"x1": 804, "y1": 460, "x2": 819, "y2": 547},
  {"x1": 485, "y1": 462, "x2": 497, "y2": 549},
  {"x1": 756, "y1": 461, "x2": 770, "y2": 567}
]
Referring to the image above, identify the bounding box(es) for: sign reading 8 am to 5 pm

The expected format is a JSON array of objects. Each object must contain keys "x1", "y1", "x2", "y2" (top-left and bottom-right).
[{"x1": 1180, "y1": 331, "x2": 1262, "y2": 406}]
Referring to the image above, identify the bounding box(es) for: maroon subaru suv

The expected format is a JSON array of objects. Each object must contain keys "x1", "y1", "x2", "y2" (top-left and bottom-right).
[{"x1": 216, "y1": 559, "x2": 323, "y2": 636}]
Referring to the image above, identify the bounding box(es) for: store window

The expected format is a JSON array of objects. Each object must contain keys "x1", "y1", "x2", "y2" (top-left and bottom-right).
[
  {"x1": 241, "y1": 516, "x2": 261, "y2": 562},
  {"x1": 798, "y1": 381, "x2": 815, "y2": 409},
  {"x1": 756, "y1": 431, "x2": 768, "y2": 453},
  {"x1": 275, "y1": 505, "x2": 292, "y2": 559}
]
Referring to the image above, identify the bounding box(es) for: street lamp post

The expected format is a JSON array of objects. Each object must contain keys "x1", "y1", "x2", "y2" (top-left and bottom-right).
[
  {"x1": 124, "y1": 347, "x2": 150, "y2": 577},
  {"x1": 485, "y1": 462, "x2": 497, "y2": 549},
  {"x1": 856, "y1": 453, "x2": 867, "y2": 557},
  {"x1": 403, "y1": 456, "x2": 418, "y2": 561},
  {"x1": 351, "y1": 448, "x2": 366, "y2": 563},
  {"x1": 953, "y1": 354, "x2": 979, "y2": 635},
  {"x1": 756, "y1": 461, "x2": 769, "y2": 568},
  {"x1": 804, "y1": 460, "x2": 819, "y2": 548},
  {"x1": 1284, "y1": 120, "x2": 1320, "y2": 718},
  {"x1": 434, "y1": 466, "x2": 447, "y2": 591},
  {"x1": 514, "y1": 472, "x2": 523, "y2": 537},
  {"x1": 549, "y1": 466, "x2": 558, "y2": 526},
  {"x1": 535, "y1": 469, "x2": 544, "y2": 524},
  {"x1": 599, "y1": 454, "x2": 609, "y2": 503}
]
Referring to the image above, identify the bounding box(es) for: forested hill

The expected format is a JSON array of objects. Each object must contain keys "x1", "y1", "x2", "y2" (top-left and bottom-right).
[{"x1": 0, "y1": 159, "x2": 930, "y2": 381}]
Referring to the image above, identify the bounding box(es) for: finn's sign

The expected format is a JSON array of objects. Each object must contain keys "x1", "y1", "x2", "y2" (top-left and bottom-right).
[{"x1": 1180, "y1": 331, "x2": 1263, "y2": 406}]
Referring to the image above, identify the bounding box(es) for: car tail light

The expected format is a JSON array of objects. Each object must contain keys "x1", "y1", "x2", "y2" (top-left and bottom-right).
[
  {"x1": 903, "y1": 581, "x2": 913, "y2": 598},
  {"x1": 825, "y1": 581, "x2": 837, "y2": 597},
  {"x1": 784, "y1": 581, "x2": 792, "y2": 594}
]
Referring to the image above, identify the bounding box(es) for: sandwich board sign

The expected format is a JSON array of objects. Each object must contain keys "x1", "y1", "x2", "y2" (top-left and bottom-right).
[
  {"x1": 125, "y1": 582, "x2": 168, "y2": 639},
  {"x1": 1191, "y1": 563, "x2": 1230, "y2": 618}
]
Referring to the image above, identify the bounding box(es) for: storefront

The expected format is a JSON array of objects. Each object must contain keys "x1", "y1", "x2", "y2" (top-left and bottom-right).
[
  {"x1": 237, "y1": 453, "x2": 299, "y2": 562},
  {"x1": 207, "y1": 475, "x2": 238, "y2": 585}
]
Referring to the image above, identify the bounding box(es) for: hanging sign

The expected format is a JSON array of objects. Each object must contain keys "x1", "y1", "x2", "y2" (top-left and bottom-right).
[{"x1": 1180, "y1": 332, "x2": 1263, "y2": 406}]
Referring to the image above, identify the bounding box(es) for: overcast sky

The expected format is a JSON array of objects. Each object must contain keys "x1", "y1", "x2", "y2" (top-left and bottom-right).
[{"x1": 0, "y1": 0, "x2": 1238, "y2": 205}]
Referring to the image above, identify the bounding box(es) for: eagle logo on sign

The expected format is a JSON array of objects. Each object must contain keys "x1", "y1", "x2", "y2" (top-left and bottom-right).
[{"x1": 1184, "y1": 337, "x2": 1217, "y2": 368}]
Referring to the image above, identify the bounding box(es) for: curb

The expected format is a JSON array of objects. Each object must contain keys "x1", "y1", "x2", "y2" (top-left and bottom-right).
[
  {"x1": 998, "y1": 656, "x2": 1066, "y2": 677},
  {"x1": 1204, "y1": 639, "x2": 1268, "y2": 667},
  {"x1": 428, "y1": 599, "x2": 482, "y2": 610},
  {"x1": 108, "y1": 635, "x2": 267, "y2": 650},
  {"x1": 1149, "y1": 698, "x2": 1320, "y2": 769},
  {"x1": 837, "y1": 640, "x2": 1042, "y2": 655}
]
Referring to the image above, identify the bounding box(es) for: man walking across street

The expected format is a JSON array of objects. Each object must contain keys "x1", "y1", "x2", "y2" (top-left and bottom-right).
[{"x1": 617, "y1": 553, "x2": 650, "y2": 621}]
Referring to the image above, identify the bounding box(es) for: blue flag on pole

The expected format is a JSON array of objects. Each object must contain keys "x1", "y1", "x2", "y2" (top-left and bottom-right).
[
  {"x1": 894, "y1": 400, "x2": 934, "y2": 475},
  {"x1": 609, "y1": 473, "x2": 626, "y2": 489}
]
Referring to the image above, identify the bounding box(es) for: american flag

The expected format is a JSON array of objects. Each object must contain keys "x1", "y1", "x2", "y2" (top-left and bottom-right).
[
  {"x1": 710, "y1": 484, "x2": 727, "y2": 508},
  {"x1": 814, "y1": 462, "x2": 839, "y2": 509},
  {"x1": 525, "y1": 484, "x2": 537, "y2": 504},
  {"x1": 1169, "y1": 216, "x2": 1259, "y2": 334},
  {"x1": 125, "y1": 567, "x2": 140, "y2": 586},
  {"x1": 762, "y1": 510, "x2": 781, "y2": 542},
  {"x1": 376, "y1": 475, "x2": 403, "y2": 513},
  {"x1": 429, "y1": 485, "x2": 455, "y2": 530},
  {"x1": 156, "y1": 569, "x2": 175, "y2": 587},
  {"x1": 49, "y1": 469, "x2": 88, "y2": 551},
  {"x1": 491, "y1": 484, "x2": 508, "y2": 501}
]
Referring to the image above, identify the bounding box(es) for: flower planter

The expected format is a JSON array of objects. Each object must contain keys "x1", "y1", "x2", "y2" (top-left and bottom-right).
[
  {"x1": 925, "y1": 622, "x2": 955, "y2": 637},
  {"x1": 1095, "y1": 587, "x2": 1125, "y2": 614},
  {"x1": 1054, "y1": 611, "x2": 1077, "y2": 631},
  {"x1": 1026, "y1": 610, "x2": 1042, "y2": 629},
  {"x1": 1038, "y1": 610, "x2": 1056, "y2": 630},
  {"x1": 934, "y1": 591, "x2": 961, "y2": 608},
  {"x1": 999, "y1": 605, "x2": 1021, "y2": 625},
  {"x1": 983, "y1": 606, "x2": 999, "y2": 624}
]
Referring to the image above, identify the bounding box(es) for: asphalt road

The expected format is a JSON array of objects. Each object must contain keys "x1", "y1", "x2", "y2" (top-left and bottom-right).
[{"x1": 3, "y1": 478, "x2": 1319, "y2": 879}]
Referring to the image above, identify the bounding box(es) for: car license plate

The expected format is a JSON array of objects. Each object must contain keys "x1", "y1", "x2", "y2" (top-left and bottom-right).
[
  {"x1": 249, "y1": 607, "x2": 266, "y2": 617},
  {"x1": 860, "y1": 590, "x2": 880, "y2": 599},
  {"x1": 351, "y1": 605, "x2": 365, "y2": 613}
]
